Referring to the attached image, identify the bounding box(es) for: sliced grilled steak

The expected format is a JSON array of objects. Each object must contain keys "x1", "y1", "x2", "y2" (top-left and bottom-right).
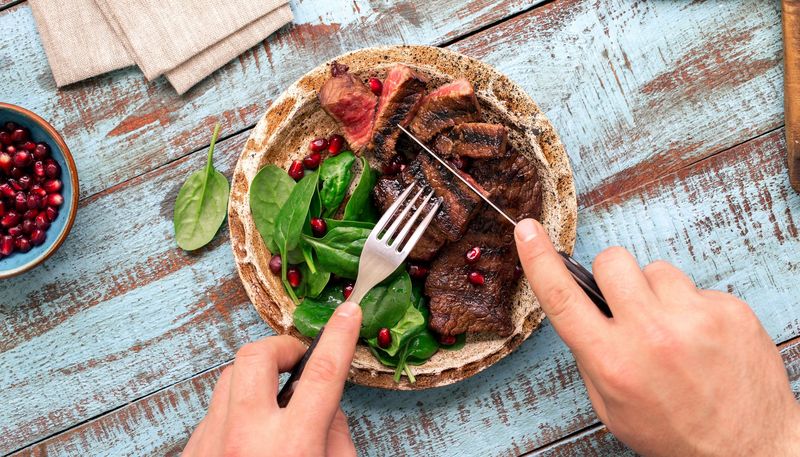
[
  {"x1": 367, "y1": 64, "x2": 427, "y2": 164},
  {"x1": 433, "y1": 123, "x2": 509, "y2": 159},
  {"x1": 408, "y1": 79, "x2": 481, "y2": 142},
  {"x1": 470, "y1": 150, "x2": 542, "y2": 221},
  {"x1": 400, "y1": 152, "x2": 485, "y2": 241},
  {"x1": 371, "y1": 175, "x2": 448, "y2": 260},
  {"x1": 318, "y1": 62, "x2": 377, "y2": 151},
  {"x1": 426, "y1": 221, "x2": 516, "y2": 337}
]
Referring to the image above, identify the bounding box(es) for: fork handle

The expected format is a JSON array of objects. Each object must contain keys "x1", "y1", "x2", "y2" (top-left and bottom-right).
[{"x1": 558, "y1": 252, "x2": 613, "y2": 318}]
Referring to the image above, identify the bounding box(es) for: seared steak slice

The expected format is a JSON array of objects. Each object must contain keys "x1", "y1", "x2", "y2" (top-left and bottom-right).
[
  {"x1": 371, "y1": 175, "x2": 447, "y2": 260},
  {"x1": 408, "y1": 79, "x2": 481, "y2": 142},
  {"x1": 318, "y1": 62, "x2": 377, "y2": 151},
  {"x1": 470, "y1": 150, "x2": 542, "y2": 221},
  {"x1": 426, "y1": 222, "x2": 516, "y2": 337},
  {"x1": 433, "y1": 123, "x2": 509, "y2": 159},
  {"x1": 367, "y1": 64, "x2": 427, "y2": 164},
  {"x1": 400, "y1": 153, "x2": 484, "y2": 241}
]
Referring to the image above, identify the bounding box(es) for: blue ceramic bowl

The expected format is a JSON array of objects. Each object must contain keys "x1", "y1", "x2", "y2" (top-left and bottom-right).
[{"x1": 0, "y1": 103, "x2": 78, "y2": 279}]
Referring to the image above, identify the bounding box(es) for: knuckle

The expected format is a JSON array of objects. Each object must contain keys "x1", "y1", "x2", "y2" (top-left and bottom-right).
[
  {"x1": 643, "y1": 259, "x2": 673, "y2": 275},
  {"x1": 235, "y1": 341, "x2": 273, "y2": 362},
  {"x1": 592, "y1": 246, "x2": 628, "y2": 271},
  {"x1": 597, "y1": 359, "x2": 635, "y2": 391},
  {"x1": 304, "y1": 354, "x2": 341, "y2": 384},
  {"x1": 543, "y1": 284, "x2": 579, "y2": 318}
]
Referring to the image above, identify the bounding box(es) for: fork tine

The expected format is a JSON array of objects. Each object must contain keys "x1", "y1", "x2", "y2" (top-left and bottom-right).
[
  {"x1": 372, "y1": 182, "x2": 415, "y2": 236},
  {"x1": 391, "y1": 190, "x2": 434, "y2": 248},
  {"x1": 381, "y1": 187, "x2": 424, "y2": 242},
  {"x1": 400, "y1": 197, "x2": 441, "y2": 255}
]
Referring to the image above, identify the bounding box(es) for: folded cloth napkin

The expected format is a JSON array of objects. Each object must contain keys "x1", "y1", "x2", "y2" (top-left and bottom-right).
[{"x1": 30, "y1": 0, "x2": 293, "y2": 94}]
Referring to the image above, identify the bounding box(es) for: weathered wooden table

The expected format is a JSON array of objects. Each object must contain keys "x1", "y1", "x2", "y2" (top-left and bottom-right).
[{"x1": 1, "y1": 0, "x2": 798, "y2": 455}]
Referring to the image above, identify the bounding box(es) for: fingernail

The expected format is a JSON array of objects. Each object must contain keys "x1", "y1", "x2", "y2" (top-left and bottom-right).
[
  {"x1": 515, "y1": 219, "x2": 540, "y2": 243},
  {"x1": 335, "y1": 301, "x2": 360, "y2": 318}
]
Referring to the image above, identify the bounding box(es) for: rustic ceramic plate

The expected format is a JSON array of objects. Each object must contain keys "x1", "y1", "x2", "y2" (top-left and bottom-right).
[{"x1": 229, "y1": 45, "x2": 576, "y2": 390}]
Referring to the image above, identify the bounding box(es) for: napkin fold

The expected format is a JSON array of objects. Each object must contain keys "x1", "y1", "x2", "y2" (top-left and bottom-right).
[{"x1": 30, "y1": 0, "x2": 293, "y2": 94}]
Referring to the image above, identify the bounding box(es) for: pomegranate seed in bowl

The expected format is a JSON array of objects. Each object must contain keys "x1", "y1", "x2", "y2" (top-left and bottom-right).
[
  {"x1": 368, "y1": 77, "x2": 383, "y2": 96},
  {"x1": 268, "y1": 254, "x2": 282, "y2": 275},
  {"x1": 327, "y1": 134, "x2": 344, "y2": 155},
  {"x1": 310, "y1": 217, "x2": 327, "y2": 237},
  {"x1": 377, "y1": 328, "x2": 391, "y2": 348},
  {"x1": 309, "y1": 137, "x2": 328, "y2": 152},
  {"x1": 467, "y1": 271, "x2": 485, "y2": 286},
  {"x1": 303, "y1": 152, "x2": 322, "y2": 170},
  {"x1": 288, "y1": 160, "x2": 304, "y2": 181}
]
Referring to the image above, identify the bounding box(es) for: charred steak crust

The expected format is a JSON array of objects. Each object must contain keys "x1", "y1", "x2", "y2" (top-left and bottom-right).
[
  {"x1": 367, "y1": 64, "x2": 427, "y2": 164},
  {"x1": 400, "y1": 153, "x2": 483, "y2": 241},
  {"x1": 426, "y1": 226, "x2": 516, "y2": 337},
  {"x1": 318, "y1": 61, "x2": 378, "y2": 151},
  {"x1": 469, "y1": 150, "x2": 543, "y2": 222},
  {"x1": 408, "y1": 78, "x2": 481, "y2": 142},
  {"x1": 372, "y1": 175, "x2": 448, "y2": 261}
]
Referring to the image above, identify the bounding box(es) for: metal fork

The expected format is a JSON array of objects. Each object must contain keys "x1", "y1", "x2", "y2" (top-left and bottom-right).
[{"x1": 277, "y1": 181, "x2": 440, "y2": 406}]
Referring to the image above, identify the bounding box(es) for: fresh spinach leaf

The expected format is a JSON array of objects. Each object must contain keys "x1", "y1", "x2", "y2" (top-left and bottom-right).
[
  {"x1": 174, "y1": 124, "x2": 230, "y2": 251},
  {"x1": 324, "y1": 219, "x2": 375, "y2": 230},
  {"x1": 302, "y1": 226, "x2": 371, "y2": 279},
  {"x1": 293, "y1": 287, "x2": 342, "y2": 337},
  {"x1": 273, "y1": 171, "x2": 319, "y2": 254},
  {"x1": 367, "y1": 305, "x2": 425, "y2": 356},
  {"x1": 407, "y1": 331, "x2": 440, "y2": 362},
  {"x1": 249, "y1": 164, "x2": 295, "y2": 252},
  {"x1": 319, "y1": 152, "x2": 356, "y2": 217},
  {"x1": 300, "y1": 263, "x2": 330, "y2": 299},
  {"x1": 343, "y1": 157, "x2": 378, "y2": 222},
  {"x1": 440, "y1": 332, "x2": 467, "y2": 351},
  {"x1": 310, "y1": 187, "x2": 322, "y2": 218},
  {"x1": 359, "y1": 271, "x2": 412, "y2": 338}
]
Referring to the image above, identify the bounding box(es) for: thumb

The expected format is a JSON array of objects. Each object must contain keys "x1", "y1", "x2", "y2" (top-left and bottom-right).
[
  {"x1": 514, "y1": 219, "x2": 608, "y2": 351},
  {"x1": 288, "y1": 301, "x2": 362, "y2": 429}
]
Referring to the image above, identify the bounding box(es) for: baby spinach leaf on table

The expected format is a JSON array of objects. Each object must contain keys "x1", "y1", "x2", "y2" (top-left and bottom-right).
[
  {"x1": 319, "y1": 152, "x2": 356, "y2": 217},
  {"x1": 174, "y1": 124, "x2": 230, "y2": 251},
  {"x1": 249, "y1": 164, "x2": 295, "y2": 252},
  {"x1": 302, "y1": 226, "x2": 372, "y2": 279},
  {"x1": 359, "y1": 271, "x2": 412, "y2": 338},
  {"x1": 343, "y1": 157, "x2": 378, "y2": 222},
  {"x1": 324, "y1": 219, "x2": 375, "y2": 230},
  {"x1": 293, "y1": 287, "x2": 343, "y2": 337}
]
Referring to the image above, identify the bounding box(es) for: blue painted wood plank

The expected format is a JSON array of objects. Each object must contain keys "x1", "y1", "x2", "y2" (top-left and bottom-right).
[{"x1": 0, "y1": 0, "x2": 546, "y2": 200}]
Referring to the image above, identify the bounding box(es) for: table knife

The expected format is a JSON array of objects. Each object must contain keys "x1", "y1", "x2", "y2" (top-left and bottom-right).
[{"x1": 398, "y1": 125, "x2": 612, "y2": 318}]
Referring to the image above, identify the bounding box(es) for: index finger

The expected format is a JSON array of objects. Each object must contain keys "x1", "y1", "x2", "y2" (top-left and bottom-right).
[
  {"x1": 514, "y1": 219, "x2": 609, "y2": 352},
  {"x1": 288, "y1": 301, "x2": 362, "y2": 430}
]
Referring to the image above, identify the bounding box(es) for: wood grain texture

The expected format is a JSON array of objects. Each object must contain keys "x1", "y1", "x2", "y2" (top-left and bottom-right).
[
  {"x1": 784, "y1": 0, "x2": 800, "y2": 191},
  {"x1": 1, "y1": 0, "x2": 796, "y2": 455},
  {"x1": 0, "y1": 0, "x2": 546, "y2": 200}
]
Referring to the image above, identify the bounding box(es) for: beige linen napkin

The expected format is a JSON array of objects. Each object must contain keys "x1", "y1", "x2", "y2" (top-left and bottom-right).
[{"x1": 30, "y1": 0, "x2": 293, "y2": 94}]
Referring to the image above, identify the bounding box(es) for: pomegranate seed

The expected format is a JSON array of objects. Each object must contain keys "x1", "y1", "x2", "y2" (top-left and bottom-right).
[
  {"x1": 14, "y1": 192, "x2": 27, "y2": 211},
  {"x1": 21, "y1": 220, "x2": 35, "y2": 235},
  {"x1": 0, "y1": 183, "x2": 14, "y2": 198},
  {"x1": 310, "y1": 217, "x2": 327, "y2": 237},
  {"x1": 465, "y1": 246, "x2": 481, "y2": 264},
  {"x1": 30, "y1": 229, "x2": 46, "y2": 246},
  {"x1": 23, "y1": 209, "x2": 38, "y2": 220},
  {"x1": 10, "y1": 128, "x2": 28, "y2": 143},
  {"x1": 33, "y1": 143, "x2": 49, "y2": 160},
  {"x1": 287, "y1": 266, "x2": 302, "y2": 288},
  {"x1": 18, "y1": 175, "x2": 31, "y2": 190},
  {"x1": 439, "y1": 334, "x2": 457, "y2": 346},
  {"x1": 288, "y1": 160, "x2": 304, "y2": 181},
  {"x1": 368, "y1": 77, "x2": 383, "y2": 96},
  {"x1": 0, "y1": 236, "x2": 14, "y2": 256},
  {"x1": 12, "y1": 151, "x2": 31, "y2": 167},
  {"x1": 377, "y1": 328, "x2": 391, "y2": 348},
  {"x1": 9, "y1": 179, "x2": 21, "y2": 191},
  {"x1": 382, "y1": 155, "x2": 406, "y2": 175},
  {"x1": 514, "y1": 264, "x2": 523, "y2": 280},
  {"x1": 0, "y1": 152, "x2": 11, "y2": 172},
  {"x1": 33, "y1": 161, "x2": 45, "y2": 178},
  {"x1": 467, "y1": 271, "x2": 485, "y2": 286},
  {"x1": 15, "y1": 237, "x2": 31, "y2": 253},
  {"x1": 343, "y1": 283, "x2": 354, "y2": 300},
  {"x1": 268, "y1": 254, "x2": 282, "y2": 275},
  {"x1": 302, "y1": 152, "x2": 322, "y2": 170},
  {"x1": 10, "y1": 167, "x2": 23, "y2": 178},
  {"x1": 7, "y1": 225, "x2": 22, "y2": 237},
  {"x1": 0, "y1": 200, "x2": 4, "y2": 217},
  {"x1": 44, "y1": 159, "x2": 60, "y2": 178},
  {"x1": 5, "y1": 145, "x2": 16, "y2": 155},
  {"x1": 43, "y1": 179, "x2": 62, "y2": 193},
  {"x1": 1, "y1": 211, "x2": 20, "y2": 228},
  {"x1": 0, "y1": 131, "x2": 10, "y2": 145},
  {"x1": 30, "y1": 185, "x2": 46, "y2": 198},
  {"x1": 47, "y1": 193, "x2": 63, "y2": 207},
  {"x1": 327, "y1": 134, "x2": 344, "y2": 155},
  {"x1": 309, "y1": 138, "x2": 328, "y2": 152},
  {"x1": 408, "y1": 263, "x2": 429, "y2": 279},
  {"x1": 45, "y1": 206, "x2": 58, "y2": 222},
  {"x1": 21, "y1": 141, "x2": 36, "y2": 152},
  {"x1": 35, "y1": 212, "x2": 50, "y2": 230}
]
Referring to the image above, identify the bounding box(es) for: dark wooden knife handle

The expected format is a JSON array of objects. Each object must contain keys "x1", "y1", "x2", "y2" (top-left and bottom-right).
[
  {"x1": 784, "y1": 0, "x2": 800, "y2": 192},
  {"x1": 276, "y1": 328, "x2": 324, "y2": 407},
  {"x1": 558, "y1": 252, "x2": 613, "y2": 318}
]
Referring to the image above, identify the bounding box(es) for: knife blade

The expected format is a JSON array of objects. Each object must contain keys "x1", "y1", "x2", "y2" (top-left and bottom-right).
[{"x1": 398, "y1": 124, "x2": 612, "y2": 318}]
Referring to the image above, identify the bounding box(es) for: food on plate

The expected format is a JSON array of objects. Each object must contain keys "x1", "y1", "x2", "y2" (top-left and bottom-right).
[
  {"x1": 249, "y1": 61, "x2": 543, "y2": 383},
  {"x1": 0, "y1": 121, "x2": 64, "y2": 257}
]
